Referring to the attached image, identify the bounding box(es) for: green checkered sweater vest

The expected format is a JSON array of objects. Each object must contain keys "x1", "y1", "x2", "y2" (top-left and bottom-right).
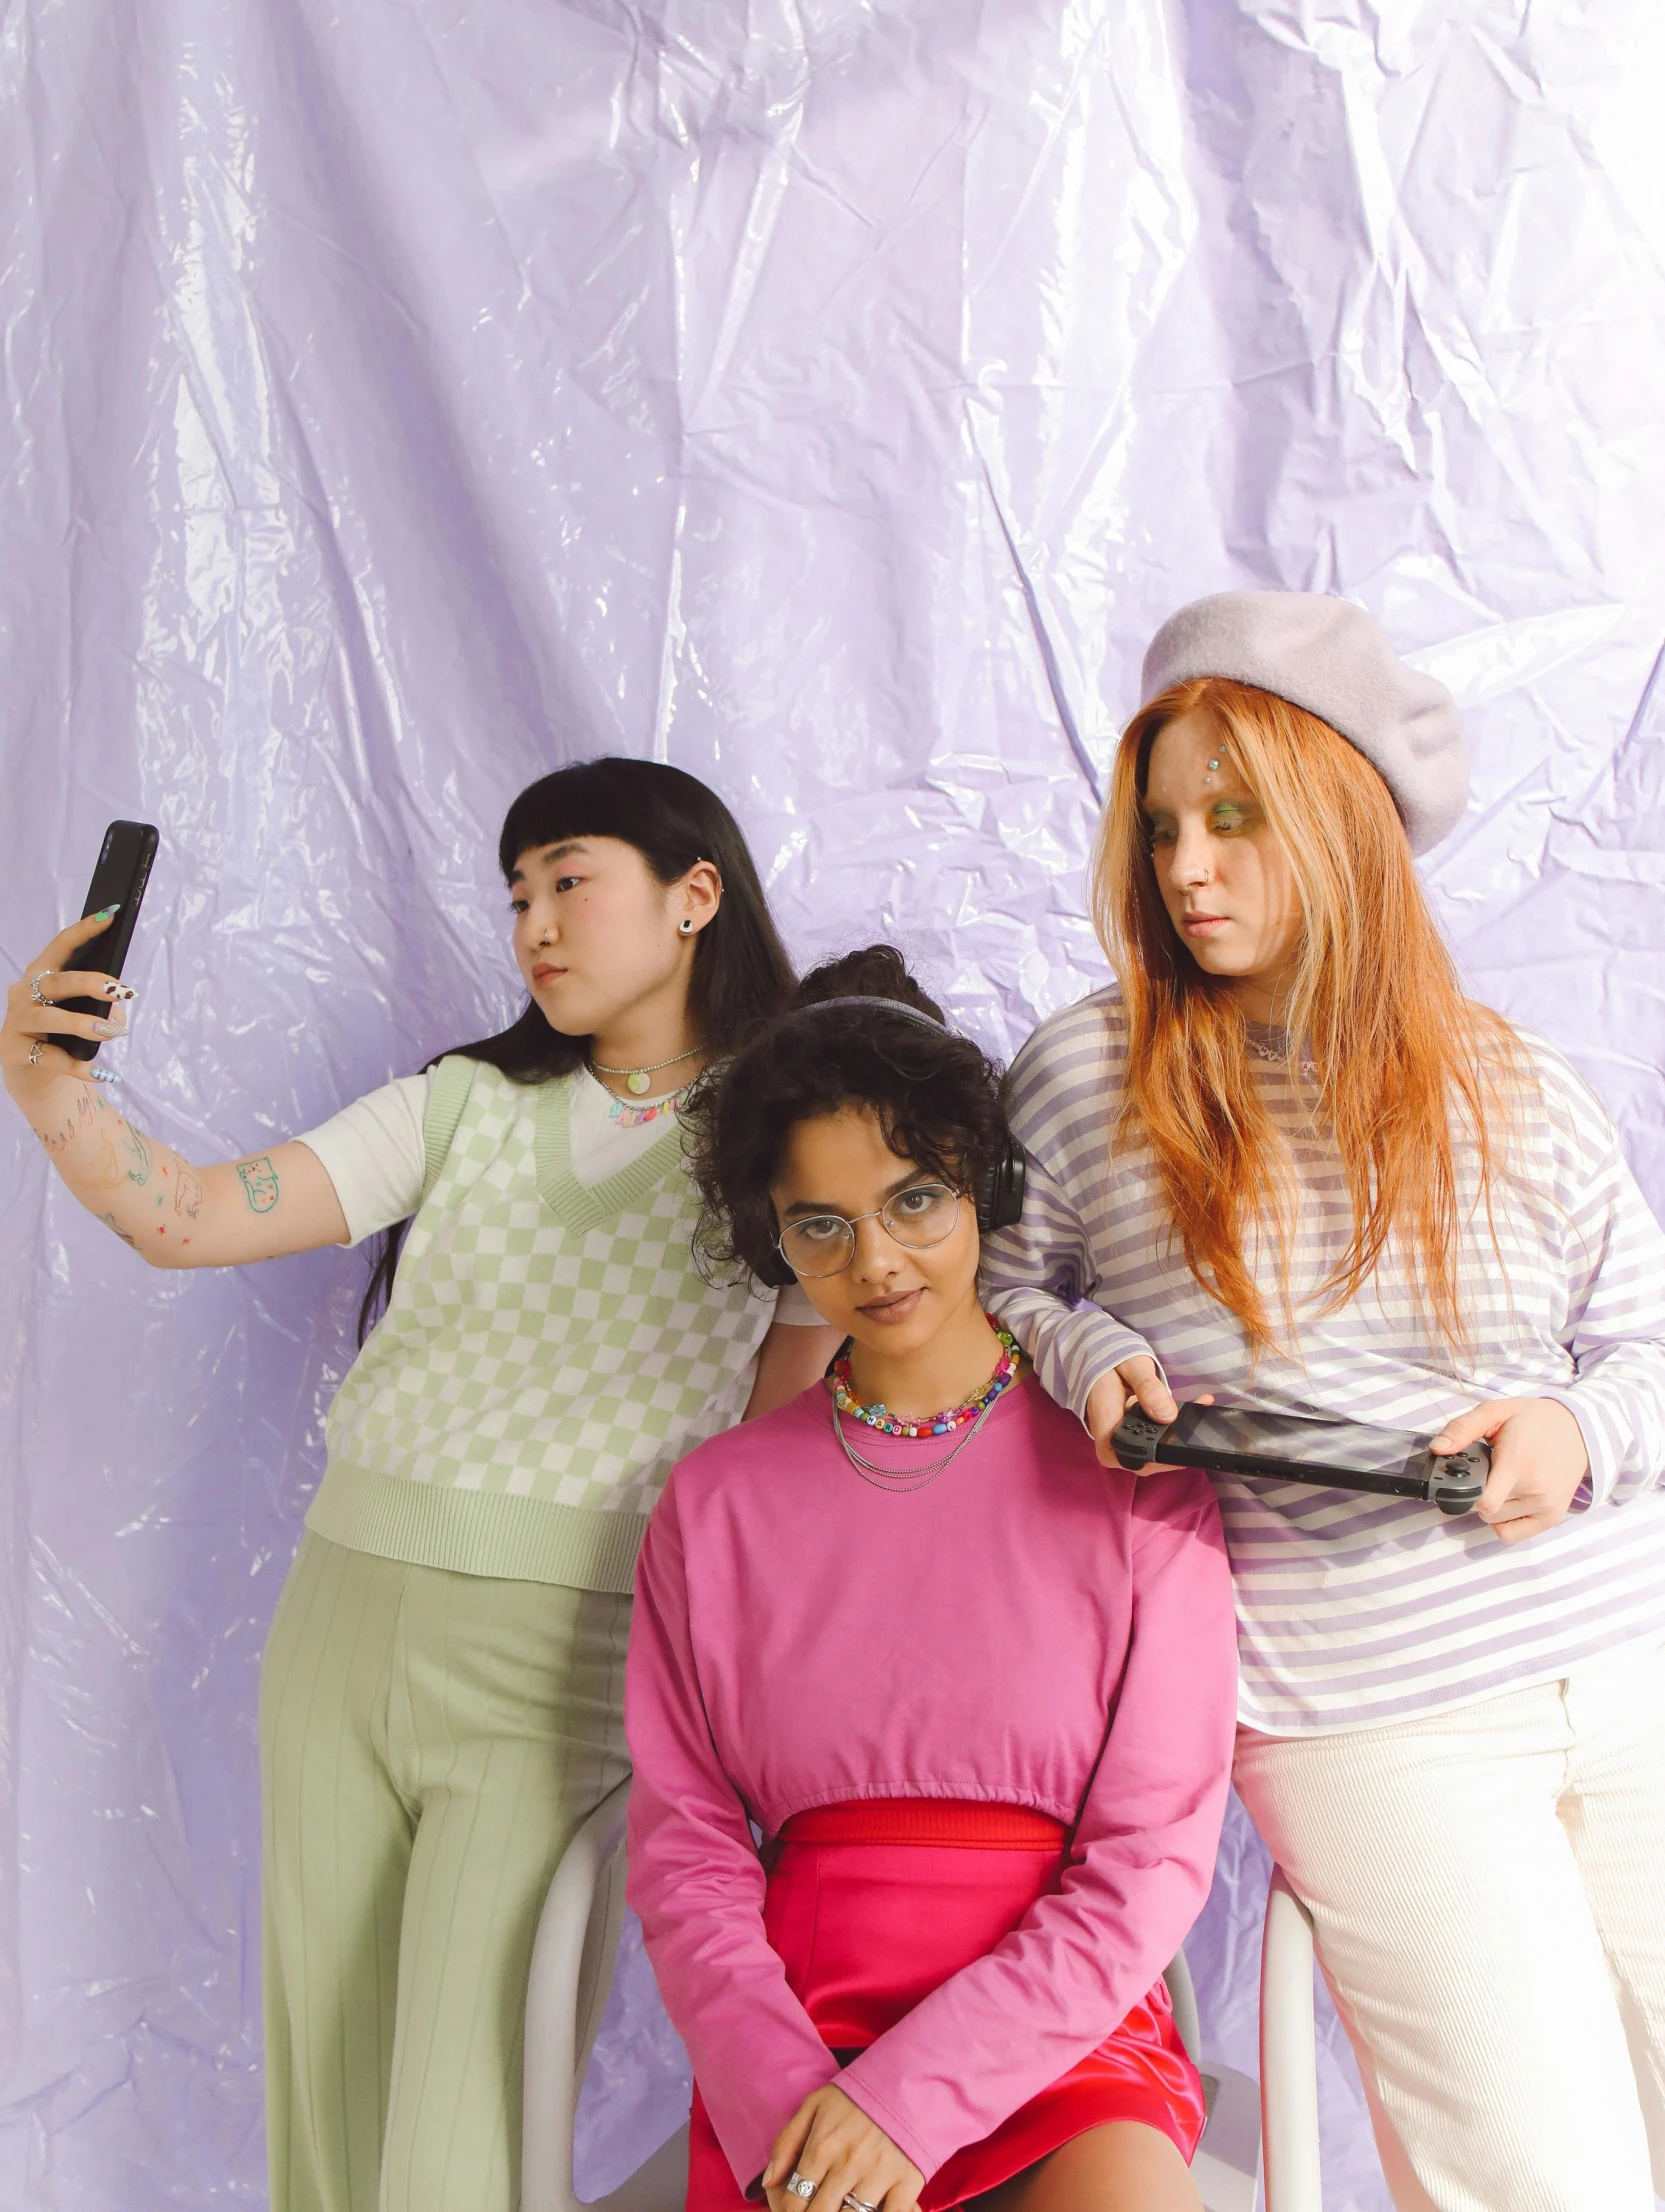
[{"x1": 305, "y1": 1057, "x2": 773, "y2": 1591}]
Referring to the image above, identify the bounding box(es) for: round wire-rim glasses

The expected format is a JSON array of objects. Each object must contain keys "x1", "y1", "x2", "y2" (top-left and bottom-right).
[{"x1": 775, "y1": 1183, "x2": 962, "y2": 1279}]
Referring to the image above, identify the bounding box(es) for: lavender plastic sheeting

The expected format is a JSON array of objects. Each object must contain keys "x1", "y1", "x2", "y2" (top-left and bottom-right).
[{"x1": 3, "y1": 2, "x2": 1663, "y2": 2206}]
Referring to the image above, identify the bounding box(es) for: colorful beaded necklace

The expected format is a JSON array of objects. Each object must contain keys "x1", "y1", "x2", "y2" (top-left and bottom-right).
[
  {"x1": 602, "y1": 1080, "x2": 691, "y2": 1128},
  {"x1": 830, "y1": 1317, "x2": 1021, "y2": 1439}
]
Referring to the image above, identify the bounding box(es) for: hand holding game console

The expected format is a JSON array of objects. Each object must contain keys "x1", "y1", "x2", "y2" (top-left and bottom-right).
[
  {"x1": 1429, "y1": 1395, "x2": 1591, "y2": 1544},
  {"x1": 1085, "y1": 1356, "x2": 1217, "y2": 1471}
]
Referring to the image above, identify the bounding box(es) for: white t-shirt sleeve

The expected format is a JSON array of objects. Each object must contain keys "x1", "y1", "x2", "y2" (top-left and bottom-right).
[
  {"x1": 294, "y1": 1071, "x2": 435, "y2": 1246},
  {"x1": 297, "y1": 1065, "x2": 844, "y2": 1314},
  {"x1": 773, "y1": 1281, "x2": 825, "y2": 1326}
]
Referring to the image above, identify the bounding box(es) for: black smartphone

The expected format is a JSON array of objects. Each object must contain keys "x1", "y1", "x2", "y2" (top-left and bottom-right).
[
  {"x1": 1111, "y1": 1400, "x2": 1490, "y2": 1515},
  {"x1": 59, "y1": 820, "x2": 159, "y2": 1061}
]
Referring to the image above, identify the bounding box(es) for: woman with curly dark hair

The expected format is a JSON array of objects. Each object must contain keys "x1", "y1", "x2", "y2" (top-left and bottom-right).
[{"x1": 624, "y1": 948, "x2": 1238, "y2": 2212}]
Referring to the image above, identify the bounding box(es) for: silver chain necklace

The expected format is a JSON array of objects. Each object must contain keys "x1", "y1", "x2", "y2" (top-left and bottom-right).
[
  {"x1": 1244, "y1": 1021, "x2": 1317, "y2": 1082},
  {"x1": 830, "y1": 1375, "x2": 1013, "y2": 1493}
]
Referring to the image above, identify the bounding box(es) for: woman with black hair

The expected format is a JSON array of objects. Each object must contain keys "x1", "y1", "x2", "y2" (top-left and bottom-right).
[
  {"x1": 626, "y1": 949, "x2": 1238, "y2": 2212},
  {"x1": 1, "y1": 758, "x2": 837, "y2": 2212}
]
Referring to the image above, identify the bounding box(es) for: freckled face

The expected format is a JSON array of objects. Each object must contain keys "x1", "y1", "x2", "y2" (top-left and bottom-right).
[{"x1": 1143, "y1": 710, "x2": 1304, "y2": 997}]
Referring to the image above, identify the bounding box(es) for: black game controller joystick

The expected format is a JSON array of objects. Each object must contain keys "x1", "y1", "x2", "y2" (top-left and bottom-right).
[
  {"x1": 1425, "y1": 1443, "x2": 1489, "y2": 1517},
  {"x1": 1109, "y1": 1407, "x2": 1167, "y2": 1471}
]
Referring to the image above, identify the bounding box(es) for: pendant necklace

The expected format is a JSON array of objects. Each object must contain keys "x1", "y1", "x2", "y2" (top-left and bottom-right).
[
  {"x1": 1244, "y1": 1021, "x2": 1317, "y2": 1083},
  {"x1": 590, "y1": 1045, "x2": 702, "y2": 1096}
]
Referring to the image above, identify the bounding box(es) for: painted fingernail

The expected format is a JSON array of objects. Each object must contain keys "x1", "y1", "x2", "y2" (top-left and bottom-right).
[
  {"x1": 101, "y1": 981, "x2": 137, "y2": 1001},
  {"x1": 94, "y1": 903, "x2": 122, "y2": 921},
  {"x1": 87, "y1": 1067, "x2": 121, "y2": 1085},
  {"x1": 94, "y1": 1019, "x2": 117, "y2": 1036}
]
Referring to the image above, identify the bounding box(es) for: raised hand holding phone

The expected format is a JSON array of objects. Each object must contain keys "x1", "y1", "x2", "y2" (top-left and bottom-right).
[
  {"x1": 3, "y1": 907, "x2": 138, "y2": 1090},
  {"x1": 2, "y1": 828, "x2": 348, "y2": 1265},
  {"x1": 56, "y1": 818, "x2": 157, "y2": 1059},
  {"x1": 3, "y1": 817, "x2": 156, "y2": 1085}
]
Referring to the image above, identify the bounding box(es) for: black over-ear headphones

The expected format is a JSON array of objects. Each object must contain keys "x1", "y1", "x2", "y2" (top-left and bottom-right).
[{"x1": 755, "y1": 994, "x2": 1028, "y2": 1286}]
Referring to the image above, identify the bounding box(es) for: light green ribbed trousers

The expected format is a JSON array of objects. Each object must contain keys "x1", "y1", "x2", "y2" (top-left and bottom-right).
[{"x1": 260, "y1": 1532, "x2": 632, "y2": 2212}]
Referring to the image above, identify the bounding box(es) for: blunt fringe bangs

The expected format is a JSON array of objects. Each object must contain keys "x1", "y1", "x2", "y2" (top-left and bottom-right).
[
  {"x1": 482, "y1": 757, "x2": 795, "y2": 1083},
  {"x1": 359, "y1": 756, "x2": 794, "y2": 1342}
]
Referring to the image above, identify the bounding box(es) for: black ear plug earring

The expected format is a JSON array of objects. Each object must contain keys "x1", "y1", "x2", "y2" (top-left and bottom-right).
[{"x1": 679, "y1": 918, "x2": 694, "y2": 934}]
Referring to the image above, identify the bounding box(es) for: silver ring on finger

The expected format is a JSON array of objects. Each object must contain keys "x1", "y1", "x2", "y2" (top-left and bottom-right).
[
  {"x1": 842, "y1": 2197, "x2": 880, "y2": 2212},
  {"x1": 29, "y1": 969, "x2": 52, "y2": 1006},
  {"x1": 27, "y1": 1040, "x2": 44, "y2": 1066},
  {"x1": 785, "y1": 2177, "x2": 819, "y2": 2202}
]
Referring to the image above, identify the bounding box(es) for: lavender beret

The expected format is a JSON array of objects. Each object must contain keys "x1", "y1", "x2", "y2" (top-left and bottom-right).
[{"x1": 1138, "y1": 590, "x2": 1468, "y2": 854}]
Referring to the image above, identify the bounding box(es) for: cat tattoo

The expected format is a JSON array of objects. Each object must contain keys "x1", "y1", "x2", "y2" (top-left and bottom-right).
[{"x1": 236, "y1": 1156, "x2": 280, "y2": 1214}]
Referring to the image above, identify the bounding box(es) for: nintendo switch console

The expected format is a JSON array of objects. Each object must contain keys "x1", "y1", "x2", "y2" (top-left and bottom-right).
[{"x1": 1111, "y1": 1401, "x2": 1490, "y2": 1516}]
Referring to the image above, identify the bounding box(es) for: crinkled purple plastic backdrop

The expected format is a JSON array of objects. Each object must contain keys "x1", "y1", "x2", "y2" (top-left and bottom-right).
[{"x1": 3, "y1": 3, "x2": 1664, "y2": 2206}]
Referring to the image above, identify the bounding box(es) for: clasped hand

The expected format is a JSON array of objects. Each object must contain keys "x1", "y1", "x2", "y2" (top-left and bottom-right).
[
  {"x1": 762, "y1": 2083, "x2": 923, "y2": 2212},
  {"x1": 1087, "y1": 1359, "x2": 1590, "y2": 1544}
]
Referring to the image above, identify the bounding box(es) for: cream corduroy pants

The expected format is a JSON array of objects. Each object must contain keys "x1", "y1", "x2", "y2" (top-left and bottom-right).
[{"x1": 1234, "y1": 1638, "x2": 1665, "y2": 2212}]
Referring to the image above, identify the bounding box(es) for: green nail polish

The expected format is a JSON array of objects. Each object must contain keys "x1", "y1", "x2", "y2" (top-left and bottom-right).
[{"x1": 94, "y1": 903, "x2": 122, "y2": 921}]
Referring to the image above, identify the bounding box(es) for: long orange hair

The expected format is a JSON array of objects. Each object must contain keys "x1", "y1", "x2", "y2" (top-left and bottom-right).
[{"x1": 1093, "y1": 677, "x2": 1524, "y2": 1357}]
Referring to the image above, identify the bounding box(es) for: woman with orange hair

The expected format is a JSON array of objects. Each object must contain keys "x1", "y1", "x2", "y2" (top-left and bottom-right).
[{"x1": 982, "y1": 592, "x2": 1665, "y2": 2212}]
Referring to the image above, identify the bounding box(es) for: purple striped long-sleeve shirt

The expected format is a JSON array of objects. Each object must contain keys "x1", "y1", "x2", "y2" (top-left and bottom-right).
[{"x1": 981, "y1": 987, "x2": 1665, "y2": 1734}]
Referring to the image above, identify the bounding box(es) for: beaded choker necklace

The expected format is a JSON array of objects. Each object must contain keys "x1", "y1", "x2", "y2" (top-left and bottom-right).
[
  {"x1": 589, "y1": 1045, "x2": 701, "y2": 1096},
  {"x1": 830, "y1": 1318, "x2": 1021, "y2": 1439}
]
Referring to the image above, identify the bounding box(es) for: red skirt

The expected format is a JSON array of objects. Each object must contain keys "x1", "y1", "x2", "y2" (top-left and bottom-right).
[{"x1": 686, "y1": 1799, "x2": 1205, "y2": 2209}]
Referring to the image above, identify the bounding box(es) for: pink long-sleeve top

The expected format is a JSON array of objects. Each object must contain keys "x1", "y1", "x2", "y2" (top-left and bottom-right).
[{"x1": 624, "y1": 1375, "x2": 1237, "y2": 2193}]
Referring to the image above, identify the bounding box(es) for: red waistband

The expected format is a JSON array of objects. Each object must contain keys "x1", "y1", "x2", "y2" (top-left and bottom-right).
[{"x1": 776, "y1": 1798, "x2": 1069, "y2": 1850}]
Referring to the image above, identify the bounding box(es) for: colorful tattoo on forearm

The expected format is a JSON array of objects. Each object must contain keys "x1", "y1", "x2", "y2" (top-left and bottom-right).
[{"x1": 236, "y1": 1156, "x2": 280, "y2": 1214}]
